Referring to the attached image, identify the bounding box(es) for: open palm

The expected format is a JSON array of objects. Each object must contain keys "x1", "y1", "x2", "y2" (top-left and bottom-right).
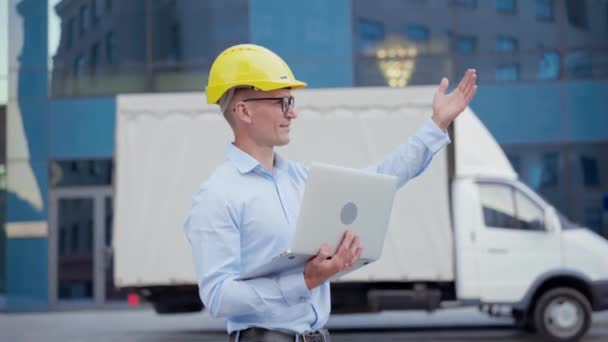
[{"x1": 431, "y1": 69, "x2": 478, "y2": 130}]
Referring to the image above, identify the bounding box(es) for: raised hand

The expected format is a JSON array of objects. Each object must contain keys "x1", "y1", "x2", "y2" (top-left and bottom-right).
[
  {"x1": 431, "y1": 69, "x2": 478, "y2": 131},
  {"x1": 303, "y1": 229, "x2": 363, "y2": 289}
]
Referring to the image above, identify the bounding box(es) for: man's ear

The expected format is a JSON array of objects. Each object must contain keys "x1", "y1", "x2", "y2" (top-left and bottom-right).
[{"x1": 233, "y1": 101, "x2": 253, "y2": 124}]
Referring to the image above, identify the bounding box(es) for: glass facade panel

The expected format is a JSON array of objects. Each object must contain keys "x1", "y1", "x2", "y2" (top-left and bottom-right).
[
  {"x1": 353, "y1": 0, "x2": 454, "y2": 86},
  {"x1": 353, "y1": 0, "x2": 566, "y2": 85},
  {"x1": 496, "y1": 64, "x2": 519, "y2": 81},
  {"x1": 496, "y1": 36, "x2": 518, "y2": 52},
  {"x1": 48, "y1": 0, "x2": 249, "y2": 97},
  {"x1": 535, "y1": 0, "x2": 555, "y2": 21},
  {"x1": 502, "y1": 142, "x2": 608, "y2": 238},
  {"x1": 58, "y1": 197, "x2": 94, "y2": 300},
  {"x1": 496, "y1": 0, "x2": 517, "y2": 14}
]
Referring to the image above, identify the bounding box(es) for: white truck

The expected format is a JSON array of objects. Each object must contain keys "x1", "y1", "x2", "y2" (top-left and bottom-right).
[{"x1": 114, "y1": 87, "x2": 608, "y2": 341}]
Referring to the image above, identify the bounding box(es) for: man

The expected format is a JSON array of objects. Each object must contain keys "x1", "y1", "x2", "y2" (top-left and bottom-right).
[{"x1": 183, "y1": 44, "x2": 477, "y2": 341}]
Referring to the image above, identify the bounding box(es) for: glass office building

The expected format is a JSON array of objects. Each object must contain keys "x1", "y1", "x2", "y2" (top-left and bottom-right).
[{"x1": 1, "y1": 0, "x2": 607, "y2": 310}]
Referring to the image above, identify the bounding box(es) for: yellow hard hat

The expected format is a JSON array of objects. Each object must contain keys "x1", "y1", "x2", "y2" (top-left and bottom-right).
[{"x1": 205, "y1": 44, "x2": 307, "y2": 104}]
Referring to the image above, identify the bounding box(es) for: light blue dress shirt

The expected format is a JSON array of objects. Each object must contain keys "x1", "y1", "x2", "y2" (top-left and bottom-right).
[{"x1": 183, "y1": 118, "x2": 450, "y2": 334}]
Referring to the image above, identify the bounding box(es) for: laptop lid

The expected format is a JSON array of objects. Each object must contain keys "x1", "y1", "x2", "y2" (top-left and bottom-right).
[{"x1": 290, "y1": 162, "x2": 398, "y2": 261}]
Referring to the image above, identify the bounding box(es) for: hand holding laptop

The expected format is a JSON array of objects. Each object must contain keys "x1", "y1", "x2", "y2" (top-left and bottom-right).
[{"x1": 303, "y1": 229, "x2": 363, "y2": 289}]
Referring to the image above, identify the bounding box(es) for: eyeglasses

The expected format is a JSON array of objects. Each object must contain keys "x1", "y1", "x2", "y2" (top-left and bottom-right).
[{"x1": 242, "y1": 96, "x2": 295, "y2": 115}]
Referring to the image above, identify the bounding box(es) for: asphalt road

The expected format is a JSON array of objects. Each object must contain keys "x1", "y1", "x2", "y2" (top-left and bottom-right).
[{"x1": 2, "y1": 307, "x2": 608, "y2": 341}]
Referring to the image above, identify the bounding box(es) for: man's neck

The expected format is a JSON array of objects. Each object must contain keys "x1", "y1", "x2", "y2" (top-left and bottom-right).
[{"x1": 234, "y1": 137, "x2": 274, "y2": 172}]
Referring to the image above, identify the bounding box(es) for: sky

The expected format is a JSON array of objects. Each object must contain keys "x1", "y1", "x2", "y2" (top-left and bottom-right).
[{"x1": 0, "y1": 0, "x2": 62, "y2": 104}]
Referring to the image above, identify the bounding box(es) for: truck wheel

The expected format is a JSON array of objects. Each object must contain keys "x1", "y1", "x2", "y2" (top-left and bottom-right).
[{"x1": 533, "y1": 287, "x2": 592, "y2": 341}]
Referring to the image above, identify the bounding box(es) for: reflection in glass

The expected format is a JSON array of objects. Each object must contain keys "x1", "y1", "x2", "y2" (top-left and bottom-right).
[
  {"x1": 584, "y1": 208, "x2": 603, "y2": 235},
  {"x1": 580, "y1": 156, "x2": 599, "y2": 186},
  {"x1": 495, "y1": 0, "x2": 517, "y2": 14},
  {"x1": 49, "y1": 0, "x2": 249, "y2": 97},
  {"x1": 535, "y1": 0, "x2": 554, "y2": 21},
  {"x1": 566, "y1": 0, "x2": 589, "y2": 30},
  {"x1": 565, "y1": 51, "x2": 592, "y2": 78},
  {"x1": 496, "y1": 36, "x2": 518, "y2": 52},
  {"x1": 538, "y1": 51, "x2": 560, "y2": 80},
  {"x1": 496, "y1": 64, "x2": 519, "y2": 81},
  {"x1": 540, "y1": 152, "x2": 559, "y2": 188},
  {"x1": 58, "y1": 198, "x2": 94, "y2": 300}
]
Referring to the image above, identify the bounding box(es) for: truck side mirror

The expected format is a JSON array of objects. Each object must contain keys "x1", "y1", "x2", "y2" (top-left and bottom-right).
[{"x1": 545, "y1": 206, "x2": 560, "y2": 233}]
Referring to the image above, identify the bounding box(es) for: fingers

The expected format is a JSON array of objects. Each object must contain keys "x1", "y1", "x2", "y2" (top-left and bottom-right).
[
  {"x1": 438, "y1": 77, "x2": 449, "y2": 95},
  {"x1": 349, "y1": 235, "x2": 360, "y2": 254},
  {"x1": 314, "y1": 243, "x2": 331, "y2": 263},
  {"x1": 336, "y1": 229, "x2": 355, "y2": 255},
  {"x1": 462, "y1": 69, "x2": 477, "y2": 95}
]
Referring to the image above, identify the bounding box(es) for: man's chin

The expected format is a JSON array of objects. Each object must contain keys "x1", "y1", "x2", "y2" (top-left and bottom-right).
[{"x1": 275, "y1": 137, "x2": 290, "y2": 147}]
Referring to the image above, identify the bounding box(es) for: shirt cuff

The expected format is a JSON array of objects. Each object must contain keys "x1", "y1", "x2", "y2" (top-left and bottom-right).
[
  {"x1": 415, "y1": 117, "x2": 451, "y2": 154},
  {"x1": 277, "y1": 271, "x2": 312, "y2": 306}
]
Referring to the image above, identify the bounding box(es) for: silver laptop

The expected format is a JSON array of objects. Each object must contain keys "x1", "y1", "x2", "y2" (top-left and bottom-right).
[{"x1": 237, "y1": 162, "x2": 398, "y2": 280}]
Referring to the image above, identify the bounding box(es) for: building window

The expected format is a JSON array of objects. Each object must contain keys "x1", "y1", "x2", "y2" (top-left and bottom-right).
[
  {"x1": 168, "y1": 23, "x2": 181, "y2": 62},
  {"x1": 74, "y1": 55, "x2": 85, "y2": 80},
  {"x1": 566, "y1": 0, "x2": 589, "y2": 29},
  {"x1": 496, "y1": 0, "x2": 516, "y2": 14},
  {"x1": 535, "y1": 0, "x2": 554, "y2": 21},
  {"x1": 565, "y1": 51, "x2": 592, "y2": 78},
  {"x1": 540, "y1": 152, "x2": 559, "y2": 187},
  {"x1": 449, "y1": 32, "x2": 477, "y2": 54},
  {"x1": 78, "y1": 5, "x2": 89, "y2": 36},
  {"x1": 406, "y1": 25, "x2": 430, "y2": 43},
  {"x1": 584, "y1": 208, "x2": 602, "y2": 235},
  {"x1": 90, "y1": 42, "x2": 100, "y2": 76},
  {"x1": 105, "y1": 31, "x2": 115, "y2": 64},
  {"x1": 105, "y1": 0, "x2": 112, "y2": 12},
  {"x1": 496, "y1": 36, "x2": 518, "y2": 52},
  {"x1": 581, "y1": 156, "x2": 600, "y2": 186},
  {"x1": 357, "y1": 18, "x2": 385, "y2": 55},
  {"x1": 538, "y1": 51, "x2": 561, "y2": 80},
  {"x1": 449, "y1": 0, "x2": 477, "y2": 9},
  {"x1": 496, "y1": 64, "x2": 519, "y2": 81},
  {"x1": 66, "y1": 18, "x2": 75, "y2": 50},
  {"x1": 91, "y1": 0, "x2": 101, "y2": 26}
]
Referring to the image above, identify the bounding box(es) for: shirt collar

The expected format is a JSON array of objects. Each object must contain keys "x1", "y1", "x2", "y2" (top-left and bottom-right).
[{"x1": 226, "y1": 143, "x2": 288, "y2": 174}]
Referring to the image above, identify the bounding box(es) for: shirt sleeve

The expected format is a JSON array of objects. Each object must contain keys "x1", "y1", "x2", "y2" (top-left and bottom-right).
[
  {"x1": 365, "y1": 117, "x2": 451, "y2": 189},
  {"x1": 183, "y1": 186, "x2": 312, "y2": 318}
]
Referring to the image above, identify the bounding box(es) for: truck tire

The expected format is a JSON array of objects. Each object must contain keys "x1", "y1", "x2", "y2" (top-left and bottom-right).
[{"x1": 532, "y1": 287, "x2": 592, "y2": 341}]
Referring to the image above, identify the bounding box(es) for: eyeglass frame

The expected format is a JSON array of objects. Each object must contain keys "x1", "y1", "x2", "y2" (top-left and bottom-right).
[{"x1": 241, "y1": 96, "x2": 295, "y2": 115}]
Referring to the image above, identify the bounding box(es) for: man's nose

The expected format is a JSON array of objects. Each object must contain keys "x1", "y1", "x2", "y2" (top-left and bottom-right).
[{"x1": 284, "y1": 108, "x2": 297, "y2": 119}]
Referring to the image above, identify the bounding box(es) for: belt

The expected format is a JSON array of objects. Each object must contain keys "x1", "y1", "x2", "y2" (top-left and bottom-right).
[{"x1": 229, "y1": 327, "x2": 331, "y2": 342}]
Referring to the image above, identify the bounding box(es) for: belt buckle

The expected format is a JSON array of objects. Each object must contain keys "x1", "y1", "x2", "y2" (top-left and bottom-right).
[{"x1": 301, "y1": 331, "x2": 324, "y2": 342}]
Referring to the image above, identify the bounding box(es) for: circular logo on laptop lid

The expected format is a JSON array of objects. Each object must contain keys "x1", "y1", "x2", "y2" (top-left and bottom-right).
[{"x1": 340, "y1": 202, "x2": 358, "y2": 225}]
